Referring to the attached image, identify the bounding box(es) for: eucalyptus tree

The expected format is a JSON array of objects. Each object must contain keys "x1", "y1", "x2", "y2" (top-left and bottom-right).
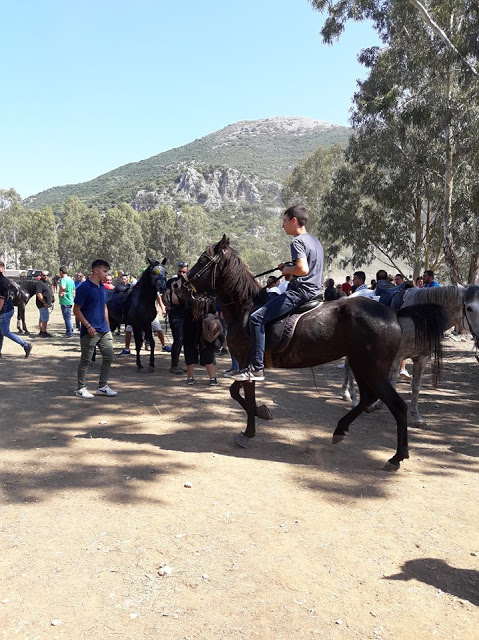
[
  {"x1": 59, "y1": 197, "x2": 102, "y2": 271},
  {"x1": 310, "y1": 0, "x2": 479, "y2": 282}
]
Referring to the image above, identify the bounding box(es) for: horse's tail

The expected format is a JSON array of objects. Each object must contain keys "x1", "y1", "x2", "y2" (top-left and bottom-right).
[{"x1": 397, "y1": 303, "x2": 449, "y2": 386}]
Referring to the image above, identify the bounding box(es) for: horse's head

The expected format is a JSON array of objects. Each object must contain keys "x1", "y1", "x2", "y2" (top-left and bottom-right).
[
  {"x1": 145, "y1": 257, "x2": 167, "y2": 292},
  {"x1": 464, "y1": 285, "x2": 479, "y2": 354},
  {"x1": 8, "y1": 280, "x2": 29, "y2": 305},
  {"x1": 181, "y1": 235, "x2": 230, "y2": 302}
]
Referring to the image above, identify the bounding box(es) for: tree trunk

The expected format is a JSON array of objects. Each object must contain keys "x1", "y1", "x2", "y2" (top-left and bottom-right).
[
  {"x1": 442, "y1": 65, "x2": 463, "y2": 284},
  {"x1": 413, "y1": 196, "x2": 422, "y2": 279}
]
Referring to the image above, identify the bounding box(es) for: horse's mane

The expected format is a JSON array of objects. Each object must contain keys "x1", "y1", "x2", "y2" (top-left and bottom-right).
[
  {"x1": 404, "y1": 285, "x2": 462, "y2": 308},
  {"x1": 464, "y1": 284, "x2": 479, "y2": 304},
  {"x1": 221, "y1": 246, "x2": 260, "y2": 313}
]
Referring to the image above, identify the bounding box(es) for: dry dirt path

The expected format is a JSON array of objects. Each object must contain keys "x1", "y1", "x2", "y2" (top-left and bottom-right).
[{"x1": 1, "y1": 305, "x2": 478, "y2": 639}]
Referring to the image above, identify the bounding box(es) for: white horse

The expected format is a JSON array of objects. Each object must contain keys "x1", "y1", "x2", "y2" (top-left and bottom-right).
[{"x1": 341, "y1": 285, "x2": 479, "y2": 427}]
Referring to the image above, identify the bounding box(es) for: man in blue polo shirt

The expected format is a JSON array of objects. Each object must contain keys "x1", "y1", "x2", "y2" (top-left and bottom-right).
[
  {"x1": 423, "y1": 270, "x2": 441, "y2": 288},
  {"x1": 73, "y1": 259, "x2": 117, "y2": 398}
]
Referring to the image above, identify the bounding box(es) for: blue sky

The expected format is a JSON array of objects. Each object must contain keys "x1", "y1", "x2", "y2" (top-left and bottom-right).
[{"x1": 1, "y1": 0, "x2": 378, "y2": 198}]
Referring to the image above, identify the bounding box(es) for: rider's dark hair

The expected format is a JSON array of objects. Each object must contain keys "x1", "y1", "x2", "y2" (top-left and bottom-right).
[
  {"x1": 91, "y1": 259, "x2": 110, "y2": 270},
  {"x1": 60, "y1": 266, "x2": 68, "y2": 274},
  {"x1": 376, "y1": 269, "x2": 388, "y2": 281},
  {"x1": 284, "y1": 205, "x2": 309, "y2": 227},
  {"x1": 353, "y1": 271, "x2": 366, "y2": 283},
  {"x1": 424, "y1": 269, "x2": 435, "y2": 278}
]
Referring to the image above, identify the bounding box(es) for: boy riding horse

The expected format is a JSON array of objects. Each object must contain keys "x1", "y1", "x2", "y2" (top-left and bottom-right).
[{"x1": 232, "y1": 204, "x2": 323, "y2": 382}]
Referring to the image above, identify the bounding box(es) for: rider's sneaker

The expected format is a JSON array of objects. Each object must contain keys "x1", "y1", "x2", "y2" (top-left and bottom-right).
[
  {"x1": 209, "y1": 377, "x2": 219, "y2": 386},
  {"x1": 118, "y1": 349, "x2": 131, "y2": 356},
  {"x1": 24, "y1": 343, "x2": 33, "y2": 358},
  {"x1": 231, "y1": 367, "x2": 252, "y2": 382},
  {"x1": 186, "y1": 376, "x2": 195, "y2": 385},
  {"x1": 399, "y1": 369, "x2": 412, "y2": 382},
  {"x1": 249, "y1": 368, "x2": 265, "y2": 381},
  {"x1": 75, "y1": 387, "x2": 94, "y2": 399},
  {"x1": 96, "y1": 384, "x2": 118, "y2": 396},
  {"x1": 162, "y1": 345, "x2": 172, "y2": 352}
]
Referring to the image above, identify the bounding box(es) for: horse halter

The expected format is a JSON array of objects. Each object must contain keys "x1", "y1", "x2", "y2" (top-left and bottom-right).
[
  {"x1": 462, "y1": 298, "x2": 479, "y2": 363},
  {"x1": 183, "y1": 251, "x2": 223, "y2": 298}
]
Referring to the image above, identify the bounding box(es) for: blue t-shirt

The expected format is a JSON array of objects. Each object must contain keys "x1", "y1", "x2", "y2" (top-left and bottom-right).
[
  {"x1": 74, "y1": 278, "x2": 110, "y2": 336},
  {"x1": 425, "y1": 281, "x2": 441, "y2": 288},
  {"x1": 288, "y1": 233, "x2": 324, "y2": 297}
]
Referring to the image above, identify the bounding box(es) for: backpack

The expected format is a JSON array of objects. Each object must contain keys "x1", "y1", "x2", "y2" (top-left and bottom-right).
[{"x1": 202, "y1": 313, "x2": 223, "y2": 344}]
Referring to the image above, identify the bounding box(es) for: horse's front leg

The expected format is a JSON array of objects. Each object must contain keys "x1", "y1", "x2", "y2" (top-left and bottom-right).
[
  {"x1": 234, "y1": 381, "x2": 257, "y2": 448},
  {"x1": 145, "y1": 327, "x2": 155, "y2": 369},
  {"x1": 133, "y1": 329, "x2": 143, "y2": 369},
  {"x1": 230, "y1": 381, "x2": 273, "y2": 421}
]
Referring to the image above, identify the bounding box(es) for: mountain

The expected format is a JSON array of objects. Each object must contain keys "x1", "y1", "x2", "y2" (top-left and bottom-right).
[{"x1": 25, "y1": 117, "x2": 350, "y2": 212}]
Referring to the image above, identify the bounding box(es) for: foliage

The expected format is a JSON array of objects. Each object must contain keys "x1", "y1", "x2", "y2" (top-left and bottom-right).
[
  {"x1": 58, "y1": 197, "x2": 102, "y2": 272},
  {"x1": 100, "y1": 204, "x2": 145, "y2": 276},
  {"x1": 309, "y1": 0, "x2": 479, "y2": 282}
]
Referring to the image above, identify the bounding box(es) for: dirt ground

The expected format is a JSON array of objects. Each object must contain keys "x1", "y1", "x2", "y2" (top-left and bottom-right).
[{"x1": 1, "y1": 304, "x2": 478, "y2": 640}]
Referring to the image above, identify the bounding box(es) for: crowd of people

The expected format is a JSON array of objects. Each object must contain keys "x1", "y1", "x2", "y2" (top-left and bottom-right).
[{"x1": 0, "y1": 258, "x2": 228, "y2": 397}]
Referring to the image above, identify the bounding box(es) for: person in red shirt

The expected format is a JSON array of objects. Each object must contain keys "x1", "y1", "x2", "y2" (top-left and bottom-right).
[
  {"x1": 341, "y1": 275, "x2": 352, "y2": 296},
  {"x1": 103, "y1": 274, "x2": 115, "y2": 290}
]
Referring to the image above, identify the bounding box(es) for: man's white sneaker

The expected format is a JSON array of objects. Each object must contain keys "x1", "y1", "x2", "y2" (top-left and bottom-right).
[
  {"x1": 75, "y1": 387, "x2": 94, "y2": 398},
  {"x1": 399, "y1": 369, "x2": 412, "y2": 381},
  {"x1": 96, "y1": 385, "x2": 118, "y2": 396}
]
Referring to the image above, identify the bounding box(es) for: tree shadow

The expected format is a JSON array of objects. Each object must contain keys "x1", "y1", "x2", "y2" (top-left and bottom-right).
[
  {"x1": 385, "y1": 558, "x2": 479, "y2": 606},
  {"x1": 1, "y1": 324, "x2": 478, "y2": 504}
]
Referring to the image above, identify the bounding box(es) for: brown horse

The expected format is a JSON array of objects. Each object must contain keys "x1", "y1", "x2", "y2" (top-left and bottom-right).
[{"x1": 180, "y1": 236, "x2": 447, "y2": 471}]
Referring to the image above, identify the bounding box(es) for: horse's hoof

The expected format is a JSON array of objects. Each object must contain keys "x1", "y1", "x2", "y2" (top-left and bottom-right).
[
  {"x1": 382, "y1": 461, "x2": 400, "y2": 472},
  {"x1": 409, "y1": 418, "x2": 427, "y2": 428},
  {"x1": 148, "y1": 365, "x2": 155, "y2": 372},
  {"x1": 341, "y1": 392, "x2": 351, "y2": 403},
  {"x1": 137, "y1": 365, "x2": 144, "y2": 370},
  {"x1": 332, "y1": 434, "x2": 345, "y2": 444},
  {"x1": 235, "y1": 433, "x2": 250, "y2": 449},
  {"x1": 256, "y1": 405, "x2": 273, "y2": 421}
]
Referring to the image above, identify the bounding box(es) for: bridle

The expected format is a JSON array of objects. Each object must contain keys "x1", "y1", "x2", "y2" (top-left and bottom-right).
[{"x1": 183, "y1": 250, "x2": 223, "y2": 299}]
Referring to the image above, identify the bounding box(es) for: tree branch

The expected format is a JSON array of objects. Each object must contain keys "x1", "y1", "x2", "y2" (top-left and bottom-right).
[{"x1": 406, "y1": 0, "x2": 479, "y2": 77}]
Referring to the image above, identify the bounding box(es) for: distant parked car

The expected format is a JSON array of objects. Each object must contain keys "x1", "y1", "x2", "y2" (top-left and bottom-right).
[{"x1": 26, "y1": 269, "x2": 42, "y2": 279}]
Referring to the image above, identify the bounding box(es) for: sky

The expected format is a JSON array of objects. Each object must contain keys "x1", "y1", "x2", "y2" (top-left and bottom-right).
[{"x1": 1, "y1": 0, "x2": 379, "y2": 198}]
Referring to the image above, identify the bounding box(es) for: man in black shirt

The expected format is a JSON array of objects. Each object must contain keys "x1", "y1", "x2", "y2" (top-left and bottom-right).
[
  {"x1": 162, "y1": 261, "x2": 188, "y2": 374},
  {"x1": 36, "y1": 270, "x2": 54, "y2": 337}
]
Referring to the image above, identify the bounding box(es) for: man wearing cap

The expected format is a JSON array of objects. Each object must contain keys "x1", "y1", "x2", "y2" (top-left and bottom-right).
[{"x1": 162, "y1": 261, "x2": 188, "y2": 374}]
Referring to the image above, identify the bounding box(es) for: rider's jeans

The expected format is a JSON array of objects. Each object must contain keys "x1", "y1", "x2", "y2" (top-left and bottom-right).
[
  {"x1": 0, "y1": 308, "x2": 27, "y2": 353},
  {"x1": 249, "y1": 289, "x2": 306, "y2": 371}
]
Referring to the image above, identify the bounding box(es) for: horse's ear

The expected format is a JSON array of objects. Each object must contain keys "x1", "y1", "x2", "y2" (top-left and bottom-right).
[
  {"x1": 161, "y1": 257, "x2": 167, "y2": 266},
  {"x1": 218, "y1": 234, "x2": 229, "y2": 249},
  {"x1": 147, "y1": 258, "x2": 154, "y2": 265}
]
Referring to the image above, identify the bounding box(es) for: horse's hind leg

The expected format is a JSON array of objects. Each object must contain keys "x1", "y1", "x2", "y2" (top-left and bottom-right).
[
  {"x1": 408, "y1": 355, "x2": 428, "y2": 427},
  {"x1": 341, "y1": 358, "x2": 358, "y2": 407},
  {"x1": 374, "y1": 381, "x2": 409, "y2": 470},
  {"x1": 230, "y1": 381, "x2": 273, "y2": 420},
  {"x1": 333, "y1": 383, "x2": 378, "y2": 443}
]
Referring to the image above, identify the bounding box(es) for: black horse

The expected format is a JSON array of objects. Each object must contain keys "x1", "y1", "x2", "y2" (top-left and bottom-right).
[
  {"x1": 9, "y1": 280, "x2": 37, "y2": 334},
  {"x1": 181, "y1": 236, "x2": 447, "y2": 471},
  {"x1": 107, "y1": 259, "x2": 167, "y2": 369}
]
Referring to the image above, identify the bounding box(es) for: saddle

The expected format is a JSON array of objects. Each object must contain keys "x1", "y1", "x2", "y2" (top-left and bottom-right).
[{"x1": 244, "y1": 291, "x2": 323, "y2": 353}]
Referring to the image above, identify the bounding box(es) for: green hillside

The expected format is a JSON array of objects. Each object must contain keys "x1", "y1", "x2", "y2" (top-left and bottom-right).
[{"x1": 25, "y1": 117, "x2": 350, "y2": 211}]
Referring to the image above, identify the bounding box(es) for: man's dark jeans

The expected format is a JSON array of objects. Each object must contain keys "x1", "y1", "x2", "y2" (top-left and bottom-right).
[
  {"x1": 169, "y1": 314, "x2": 184, "y2": 367},
  {"x1": 249, "y1": 289, "x2": 306, "y2": 371}
]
